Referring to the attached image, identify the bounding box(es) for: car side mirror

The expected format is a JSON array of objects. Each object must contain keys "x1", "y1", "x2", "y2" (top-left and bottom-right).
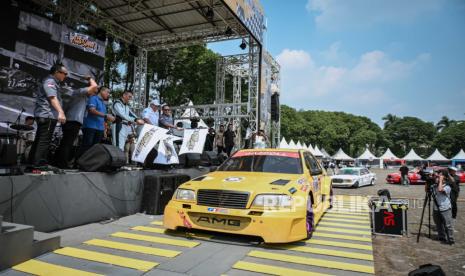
[
  {"x1": 209, "y1": 166, "x2": 218, "y2": 172},
  {"x1": 311, "y1": 169, "x2": 322, "y2": 176}
]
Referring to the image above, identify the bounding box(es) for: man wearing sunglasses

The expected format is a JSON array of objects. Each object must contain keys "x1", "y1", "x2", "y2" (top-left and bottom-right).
[
  {"x1": 159, "y1": 104, "x2": 181, "y2": 131},
  {"x1": 30, "y1": 62, "x2": 97, "y2": 167}
]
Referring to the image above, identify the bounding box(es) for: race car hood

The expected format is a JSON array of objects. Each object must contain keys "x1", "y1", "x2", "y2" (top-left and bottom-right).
[{"x1": 179, "y1": 171, "x2": 308, "y2": 195}]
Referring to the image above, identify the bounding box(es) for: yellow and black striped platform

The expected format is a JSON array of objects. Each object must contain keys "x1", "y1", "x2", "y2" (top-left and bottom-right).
[
  {"x1": 5, "y1": 195, "x2": 374, "y2": 276},
  {"x1": 231, "y1": 195, "x2": 374, "y2": 275}
]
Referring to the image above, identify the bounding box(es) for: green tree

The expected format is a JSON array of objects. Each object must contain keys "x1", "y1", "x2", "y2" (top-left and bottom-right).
[
  {"x1": 433, "y1": 122, "x2": 465, "y2": 157},
  {"x1": 384, "y1": 116, "x2": 437, "y2": 157},
  {"x1": 382, "y1": 113, "x2": 399, "y2": 129},
  {"x1": 435, "y1": 116, "x2": 456, "y2": 132}
]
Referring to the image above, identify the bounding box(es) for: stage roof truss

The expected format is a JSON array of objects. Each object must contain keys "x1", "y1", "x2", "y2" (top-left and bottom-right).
[{"x1": 32, "y1": 0, "x2": 251, "y2": 49}]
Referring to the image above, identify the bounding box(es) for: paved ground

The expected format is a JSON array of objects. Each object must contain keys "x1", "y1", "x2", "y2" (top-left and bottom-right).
[{"x1": 334, "y1": 168, "x2": 465, "y2": 276}]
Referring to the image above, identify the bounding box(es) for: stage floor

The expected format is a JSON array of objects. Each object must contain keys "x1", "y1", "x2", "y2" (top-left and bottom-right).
[{"x1": 0, "y1": 196, "x2": 374, "y2": 276}]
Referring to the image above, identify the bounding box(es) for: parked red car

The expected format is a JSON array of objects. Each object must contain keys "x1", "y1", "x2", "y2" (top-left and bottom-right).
[
  {"x1": 456, "y1": 170, "x2": 465, "y2": 184},
  {"x1": 387, "y1": 166, "x2": 465, "y2": 184},
  {"x1": 386, "y1": 171, "x2": 425, "y2": 185}
]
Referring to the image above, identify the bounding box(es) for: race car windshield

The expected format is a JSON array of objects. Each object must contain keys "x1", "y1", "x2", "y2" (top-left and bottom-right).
[
  {"x1": 218, "y1": 154, "x2": 303, "y2": 174},
  {"x1": 338, "y1": 169, "x2": 359, "y2": 175}
]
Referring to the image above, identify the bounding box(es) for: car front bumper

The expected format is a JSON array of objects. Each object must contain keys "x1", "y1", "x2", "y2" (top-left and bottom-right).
[{"x1": 163, "y1": 200, "x2": 309, "y2": 243}]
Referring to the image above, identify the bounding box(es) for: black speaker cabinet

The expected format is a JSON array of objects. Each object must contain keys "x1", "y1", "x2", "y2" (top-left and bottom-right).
[
  {"x1": 77, "y1": 144, "x2": 126, "y2": 172},
  {"x1": 141, "y1": 174, "x2": 191, "y2": 215}
]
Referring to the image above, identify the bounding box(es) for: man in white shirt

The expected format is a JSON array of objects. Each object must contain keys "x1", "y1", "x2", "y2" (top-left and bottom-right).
[{"x1": 142, "y1": 99, "x2": 160, "y2": 126}]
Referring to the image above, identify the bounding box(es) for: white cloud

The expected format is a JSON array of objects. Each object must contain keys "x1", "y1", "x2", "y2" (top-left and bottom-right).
[
  {"x1": 277, "y1": 46, "x2": 431, "y2": 117},
  {"x1": 276, "y1": 49, "x2": 313, "y2": 70},
  {"x1": 307, "y1": 0, "x2": 444, "y2": 30}
]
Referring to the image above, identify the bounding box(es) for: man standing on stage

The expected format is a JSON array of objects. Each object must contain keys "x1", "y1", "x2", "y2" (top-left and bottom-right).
[
  {"x1": 142, "y1": 99, "x2": 160, "y2": 126},
  {"x1": 54, "y1": 77, "x2": 98, "y2": 168},
  {"x1": 112, "y1": 91, "x2": 144, "y2": 150},
  {"x1": 30, "y1": 63, "x2": 96, "y2": 167},
  {"x1": 81, "y1": 86, "x2": 115, "y2": 154},
  {"x1": 159, "y1": 104, "x2": 180, "y2": 131}
]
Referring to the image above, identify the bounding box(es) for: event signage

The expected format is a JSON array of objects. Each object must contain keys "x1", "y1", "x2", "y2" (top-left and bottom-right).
[
  {"x1": 132, "y1": 125, "x2": 168, "y2": 163},
  {"x1": 68, "y1": 32, "x2": 100, "y2": 53},
  {"x1": 154, "y1": 135, "x2": 181, "y2": 165},
  {"x1": 179, "y1": 129, "x2": 208, "y2": 155}
]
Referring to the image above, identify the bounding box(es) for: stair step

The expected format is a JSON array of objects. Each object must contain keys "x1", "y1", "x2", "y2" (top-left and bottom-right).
[{"x1": 33, "y1": 231, "x2": 61, "y2": 257}]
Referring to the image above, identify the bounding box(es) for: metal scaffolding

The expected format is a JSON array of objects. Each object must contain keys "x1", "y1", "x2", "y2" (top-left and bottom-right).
[{"x1": 132, "y1": 49, "x2": 147, "y2": 114}]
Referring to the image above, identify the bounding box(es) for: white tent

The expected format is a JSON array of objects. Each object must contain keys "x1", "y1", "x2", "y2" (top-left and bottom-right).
[
  {"x1": 320, "y1": 148, "x2": 331, "y2": 159},
  {"x1": 426, "y1": 149, "x2": 449, "y2": 161},
  {"x1": 313, "y1": 145, "x2": 324, "y2": 157},
  {"x1": 452, "y1": 149, "x2": 465, "y2": 160},
  {"x1": 357, "y1": 148, "x2": 377, "y2": 160},
  {"x1": 379, "y1": 148, "x2": 400, "y2": 160},
  {"x1": 307, "y1": 144, "x2": 315, "y2": 154},
  {"x1": 403, "y1": 149, "x2": 424, "y2": 161},
  {"x1": 289, "y1": 139, "x2": 296, "y2": 149},
  {"x1": 296, "y1": 141, "x2": 303, "y2": 149},
  {"x1": 279, "y1": 137, "x2": 289, "y2": 149},
  {"x1": 177, "y1": 101, "x2": 208, "y2": 128},
  {"x1": 332, "y1": 148, "x2": 353, "y2": 160}
]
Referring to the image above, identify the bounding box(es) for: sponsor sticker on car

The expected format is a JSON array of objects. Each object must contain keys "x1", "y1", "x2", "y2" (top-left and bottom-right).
[{"x1": 207, "y1": 207, "x2": 229, "y2": 214}]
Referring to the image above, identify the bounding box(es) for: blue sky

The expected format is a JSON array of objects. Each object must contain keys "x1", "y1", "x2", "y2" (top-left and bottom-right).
[{"x1": 209, "y1": 0, "x2": 465, "y2": 126}]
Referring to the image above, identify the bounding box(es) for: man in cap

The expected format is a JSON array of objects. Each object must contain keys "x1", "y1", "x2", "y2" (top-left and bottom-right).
[
  {"x1": 142, "y1": 99, "x2": 160, "y2": 126},
  {"x1": 448, "y1": 166, "x2": 460, "y2": 230}
]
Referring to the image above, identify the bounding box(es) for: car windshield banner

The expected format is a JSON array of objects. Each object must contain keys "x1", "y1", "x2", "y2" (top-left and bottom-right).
[{"x1": 233, "y1": 151, "x2": 299, "y2": 158}]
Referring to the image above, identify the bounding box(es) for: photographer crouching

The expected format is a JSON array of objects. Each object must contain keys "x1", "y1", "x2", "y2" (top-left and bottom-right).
[{"x1": 429, "y1": 169, "x2": 455, "y2": 244}]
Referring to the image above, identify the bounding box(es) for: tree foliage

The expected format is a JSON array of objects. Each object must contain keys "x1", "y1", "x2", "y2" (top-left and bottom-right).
[{"x1": 281, "y1": 105, "x2": 464, "y2": 159}]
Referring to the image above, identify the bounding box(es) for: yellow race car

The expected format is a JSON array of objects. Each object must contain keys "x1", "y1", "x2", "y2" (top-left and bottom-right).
[{"x1": 163, "y1": 149, "x2": 333, "y2": 243}]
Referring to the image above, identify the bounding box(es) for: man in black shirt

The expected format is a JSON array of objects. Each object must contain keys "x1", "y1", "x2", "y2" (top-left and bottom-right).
[
  {"x1": 399, "y1": 164, "x2": 409, "y2": 186},
  {"x1": 448, "y1": 166, "x2": 460, "y2": 224},
  {"x1": 224, "y1": 123, "x2": 236, "y2": 156}
]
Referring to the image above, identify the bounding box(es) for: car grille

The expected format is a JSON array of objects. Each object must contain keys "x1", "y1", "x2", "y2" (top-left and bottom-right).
[
  {"x1": 197, "y1": 189, "x2": 249, "y2": 209},
  {"x1": 332, "y1": 178, "x2": 343, "y2": 183}
]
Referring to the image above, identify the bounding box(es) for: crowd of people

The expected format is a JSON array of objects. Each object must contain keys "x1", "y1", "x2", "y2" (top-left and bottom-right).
[{"x1": 21, "y1": 62, "x2": 269, "y2": 170}]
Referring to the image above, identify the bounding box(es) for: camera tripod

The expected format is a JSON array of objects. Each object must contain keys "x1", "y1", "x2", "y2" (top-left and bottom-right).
[{"x1": 416, "y1": 183, "x2": 451, "y2": 244}]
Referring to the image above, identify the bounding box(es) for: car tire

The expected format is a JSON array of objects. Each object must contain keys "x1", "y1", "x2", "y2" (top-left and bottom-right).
[
  {"x1": 306, "y1": 194, "x2": 314, "y2": 239},
  {"x1": 370, "y1": 179, "x2": 375, "y2": 186},
  {"x1": 329, "y1": 186, "x2": 334, "y2": 209},
  {"x1": 353, "y1": 182, "x2": 359, "y2": 188}
]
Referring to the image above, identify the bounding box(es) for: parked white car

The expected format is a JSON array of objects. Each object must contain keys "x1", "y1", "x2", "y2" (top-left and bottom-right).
[{"x1": 331, "y1": 167, "x2": 376, "y2": 188}]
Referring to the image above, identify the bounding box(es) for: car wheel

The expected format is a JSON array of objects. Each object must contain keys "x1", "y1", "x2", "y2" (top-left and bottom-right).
[
  {"x1": 306, "y1": 194, "x2": 314, "y2": 239},
  {"x1": 329, "y1": 186, "x2": 334, "y2": 209},
  {"x1": 353, "y1": 182, "x2": 359, "y2": 188},
  {"x1": 370, "y1": 179, "x2": 375, "y2": 186}
]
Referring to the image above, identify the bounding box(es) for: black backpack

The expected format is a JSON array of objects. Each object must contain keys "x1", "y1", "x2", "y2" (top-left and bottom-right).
[{"x1": 408, "y1": 264, "x2": 445, "y2": 276}]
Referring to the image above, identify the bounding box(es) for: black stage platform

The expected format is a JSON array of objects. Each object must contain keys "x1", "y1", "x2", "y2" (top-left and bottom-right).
[{"x1": 0, "y1": 168, "x2": 207, "y2": 232}]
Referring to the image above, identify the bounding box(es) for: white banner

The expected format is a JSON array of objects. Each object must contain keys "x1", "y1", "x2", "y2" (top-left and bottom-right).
[
  {"x1": 154, "y1": 135, "x2": 180, "y2": 165},
  {"x1": 179, "y1": 128, "x2": 208, "y2": 155},
  {"x1": 132, "y1": 125, "x2": 168, "y2": 163}
]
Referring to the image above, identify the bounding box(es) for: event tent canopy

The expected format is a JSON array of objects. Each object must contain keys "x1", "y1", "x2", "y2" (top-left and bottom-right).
[
  {"x1": 357, "y1": 148, "x2": 377, "y2": 160},
  {"x1": 403, "y1": 149, "x2": 424, "y2": 161},
  {"x1": 426, "y1": 149, "x2": 449, "y2": 161},
  {"x1": 296, "y1": 141, "x2": 303, "y2": 149},
  {"x1": 288, "y1": 139, "x2": 296, "y2": 149},
  {"x1": 320, "y1": 148, "x2": 331, "y2": 159},
  {"x1": 379, "y1": 148, "x2": 400, "y2": 160},
  {"x1": 332, "y1": 148, "x2": 353, "y2": 160},
  {"x1": 279, "y1": 137, "x2": 288, "y2": 149},
  {"x1": 452, "y1": 149, "x2": 465, "y2": 160},
  {"x1": 177, "y1": 101, "x2": 208, "y2": 128},
  {"x1": 313, "y1": 145, "x2": 324, "y2": 157}
]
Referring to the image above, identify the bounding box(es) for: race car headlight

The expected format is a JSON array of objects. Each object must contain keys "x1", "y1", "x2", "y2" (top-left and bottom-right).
[
  {"x1": 252, "y1": 194, "x2": 292, "y2": 208},
  {"x1": 175, "y1": 189, "x2": 195, "y2": 201}
]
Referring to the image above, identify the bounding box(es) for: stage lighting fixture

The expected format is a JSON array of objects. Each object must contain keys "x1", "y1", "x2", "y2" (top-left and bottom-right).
[
  {"x1": 206, "y1": 7, "x2": 214, "y2": 21},
  {"x1": 239, "y1": 39, "x2": 247, "y2": 50}
]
